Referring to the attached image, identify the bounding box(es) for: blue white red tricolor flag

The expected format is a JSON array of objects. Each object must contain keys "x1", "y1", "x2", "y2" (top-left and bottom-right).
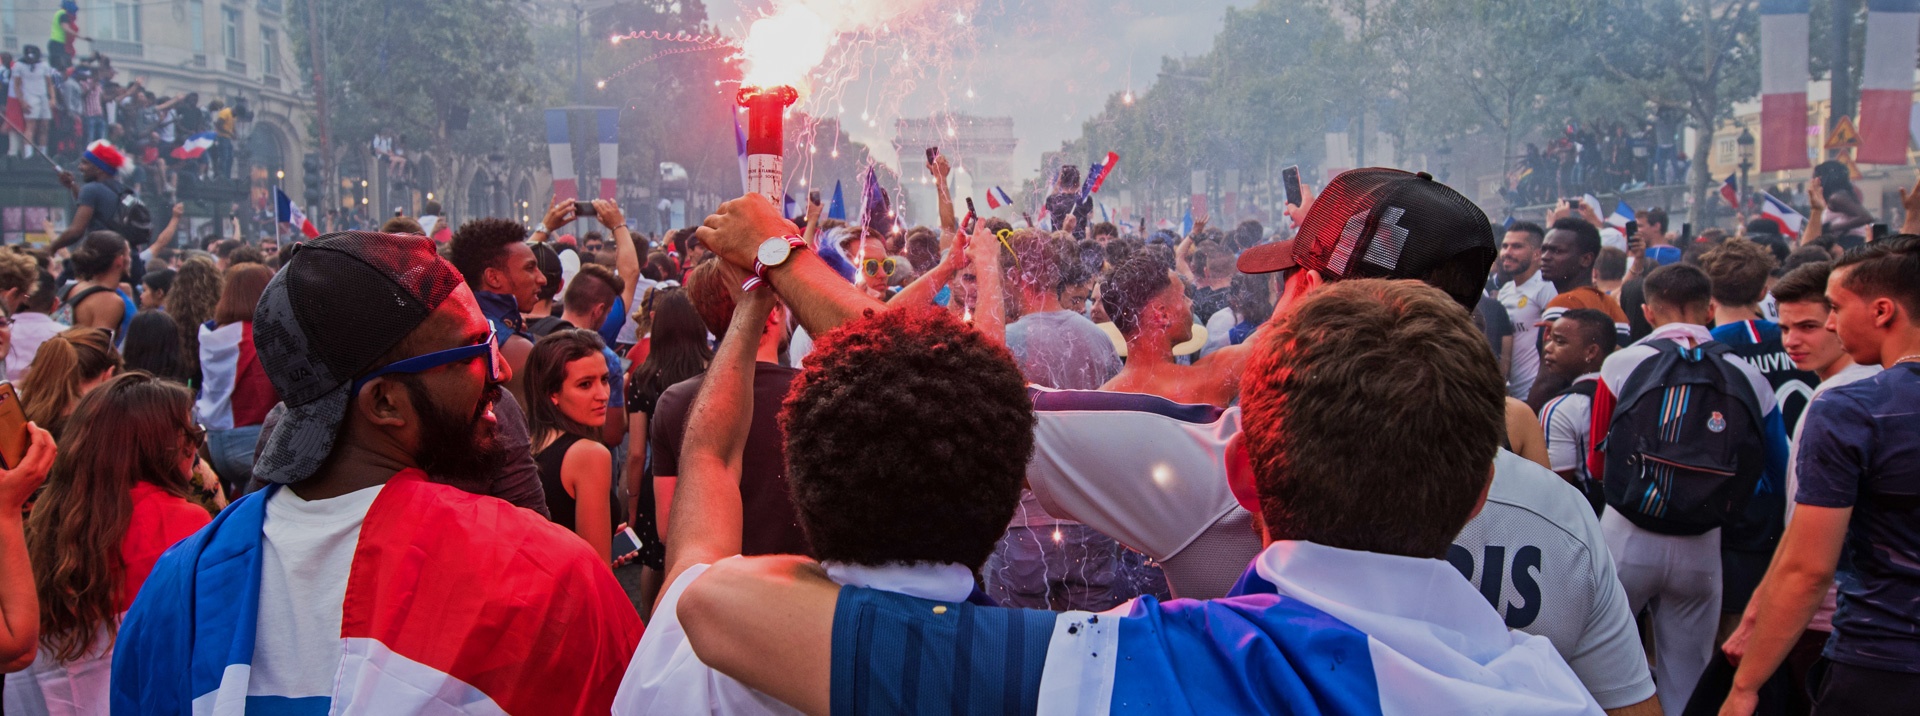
[
  {"x1": 987, "y1": 186, "x2": 1013, "y2": 209},
  {"x1": 111, "y1": 471, "x2": 642, "y2": 715},
  {"x1": 170, "y1": 132, "x2": 217, "y2": 160},
  {"x1": 1760, "y1": 191, "x2": 1806, "y2": 238},
  {"x1": 1760, "y1": 0, "x2": 1812, "y2": 171},
  {"x1": 1606, "y1": 199, "x2": 1635, "y2": 228},
  {"x1": 275, "y1": 187, "x2": 319, "y2": 238},
  {"x1": 1858, "y1": 0, "x2": 1920, "y2": 164},
  {"x1": 1721, "y1": 174, "x2": 1740, "y2": 209},
  {"x1": 1089, "y1": 151, "x2": 1119, "y2": 194}
]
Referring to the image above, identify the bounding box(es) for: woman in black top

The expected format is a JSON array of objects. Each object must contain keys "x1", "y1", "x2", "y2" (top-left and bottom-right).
[
  {"x1": 525, "y1": 329, "x2": 615, "y2": 563},
  {"x1": 621, "y1": 286, "x2": 708, "y2": 571}
]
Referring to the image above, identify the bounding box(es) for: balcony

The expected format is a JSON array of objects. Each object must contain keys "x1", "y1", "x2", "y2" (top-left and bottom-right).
[
  {"x1": 226, "y1": 58, "x2": 248, "y2": 74},
  {"x1": 95, "y1": 39, "x2": 143, "y2": 57},
  {"x1": 263, "y1": 75, "x2": 281, "y2": 90}
]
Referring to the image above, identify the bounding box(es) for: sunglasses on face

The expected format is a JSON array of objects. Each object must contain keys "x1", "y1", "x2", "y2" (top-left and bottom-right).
[
  {"x1": 351, "y1": 327, "x2": 506, "y2": 395},
  {"x1": 862, "y1": 258, "x2": 899, "y2": 277}
]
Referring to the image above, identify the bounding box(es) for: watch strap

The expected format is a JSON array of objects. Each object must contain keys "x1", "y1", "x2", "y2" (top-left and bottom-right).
[{"x1": 743, "y1": 235, "x2": 808, "y2": 292}]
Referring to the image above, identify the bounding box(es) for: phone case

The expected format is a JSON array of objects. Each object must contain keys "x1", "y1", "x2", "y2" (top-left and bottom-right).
[{"x1": 0, "y1": 384, "x2": 29, "y2": 469}]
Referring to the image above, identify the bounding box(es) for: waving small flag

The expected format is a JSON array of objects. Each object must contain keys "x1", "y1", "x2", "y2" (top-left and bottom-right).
[
  {"x1": 827, "y1": 181, "x2": 846, "y2": 221},
  {"x1": 1759, "y1": 191, "x2": 1805, "y2": 238},
  {"x1": 1606, "y1": 199, "x2": 1635, "y2": 228},
  {"x1": 275, "y1": 187, "x2": 319, "y2": 239},
  {"x1": 1720, "y1": 174, "x2": 1739, "y2": 209},
  {"x1": 1088, "y1": 151, "x2": 1120, "y2": 194},
  {"x1": 171, "y1": 132, "x2": 217, "y2": 160},
  {"x1": 986, "y1": 186, "x2": 1013, "y2": 209}
]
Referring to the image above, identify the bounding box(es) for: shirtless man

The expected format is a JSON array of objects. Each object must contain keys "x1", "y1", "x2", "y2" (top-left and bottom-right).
[{"x1": 1098, "y1": 252, "x2": 1252, "y2": 407}]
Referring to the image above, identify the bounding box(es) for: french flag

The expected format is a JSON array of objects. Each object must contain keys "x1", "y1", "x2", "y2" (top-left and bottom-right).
[
  {"x1": 1089, "y1": 151, "x2": 1120, "y2": 194},
  {"x1": 1760, "y1": 0, "x2": 1812, "y2": 171},
  {"x1": 546, "y1": 109, "x2": 578, "y2": 203},
  {"x1": 1720, "y1": 173, "x2": 1740, "y2": 209},
  {"x1": 838, "y1": 541, "x2": 1601, "y2": 715},
  {"x1": 987, "y1": 186, "x2": 1013, "y2": 209},
  {"x1": 275, "y1": 187, "x2": 319, "y2": 239},
  {"x1": 111, "y1": 470, "x2": 643, "y2": 716},
  {"x1": 170, "y1": 132, "x2": 217, "y2": 160},
  {"x1": 1759, "y1": 191, "x2": 1806, "y2": 238},
  {"x1": 1606, "y1": 199, "x2": 1635, "y2": 228},
  {"x1": 1858, "y1": 0, "x2": 1920, "y2": 164}
]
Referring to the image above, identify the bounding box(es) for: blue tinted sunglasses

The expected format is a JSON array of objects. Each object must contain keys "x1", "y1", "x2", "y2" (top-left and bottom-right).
[{"x1": 351, "y1": 327, "x2": 506, "y2": 395}]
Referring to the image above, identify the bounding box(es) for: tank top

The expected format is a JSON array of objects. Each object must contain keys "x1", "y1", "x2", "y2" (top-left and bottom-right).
[{"x1": 534, "y1": 433, "x2": 586, "y2": 532}]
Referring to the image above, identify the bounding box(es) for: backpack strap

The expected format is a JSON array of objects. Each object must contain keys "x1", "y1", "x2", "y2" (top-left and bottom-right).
[{"x1": 1557, "y1": 377, "x2": 1599, "y2": 399}]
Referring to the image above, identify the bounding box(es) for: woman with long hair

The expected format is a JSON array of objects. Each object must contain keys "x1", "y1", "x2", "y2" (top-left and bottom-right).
[
  {"x1": 164, "y1": 256, "x2": 221, "y2": 389},
  {"x1": 6, "y1": 374, "x2": 213, "y2": 712},
  {"x1": 18, "y1": 327, "x2": 120, "y2": 439},
  {"x1": 1812, "y1": 160, "x2": 1873, "y2": 242},
  {"x1": 622, "y1": 286, "x2": 707, "y2": 572},
  {"x1": 119, "y1": 310, "x2": 192, "y2": 385},
  {"x1": 195, "y1": 263, "x2": 278, "y2": 495},
  {"x1": 525, "y1": 329, "x2": 614, "y2": 564}
]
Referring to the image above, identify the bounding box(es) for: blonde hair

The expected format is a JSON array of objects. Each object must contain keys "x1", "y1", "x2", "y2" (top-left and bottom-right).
[{"x1": 20, "y1": 328, "x2": 122, "y2": 438}]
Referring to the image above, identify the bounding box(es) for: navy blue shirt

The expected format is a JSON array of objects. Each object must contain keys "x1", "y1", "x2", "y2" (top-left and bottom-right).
[{"x1": 1794, "y1": 362, "x2": 1920, "y2": 673}]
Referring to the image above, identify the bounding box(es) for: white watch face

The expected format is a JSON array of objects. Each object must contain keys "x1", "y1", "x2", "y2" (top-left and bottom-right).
[{"x1": 758, "y1": 237, "x2": 794, "y2": 267}]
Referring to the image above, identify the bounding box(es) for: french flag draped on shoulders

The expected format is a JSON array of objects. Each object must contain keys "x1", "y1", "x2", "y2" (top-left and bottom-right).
[
  {"x1": 833, "y1": 542, "x2": 1600, "y2": 715},
  {"x1": 275, "y1": 187, "x2": 319, "y2": 239},
  {"x1": 110, "y1": 471, "x2": 643, "y2": 716}
]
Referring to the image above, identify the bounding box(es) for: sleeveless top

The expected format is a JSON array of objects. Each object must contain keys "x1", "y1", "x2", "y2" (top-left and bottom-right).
[{"x1": 534, "y1": 433, "x2": 586, "y2": 532}]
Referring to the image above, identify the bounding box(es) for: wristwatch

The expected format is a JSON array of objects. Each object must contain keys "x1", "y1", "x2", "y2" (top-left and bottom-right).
[{"x1": 744, "y1": 234, "x2": 807, "y2": 291}]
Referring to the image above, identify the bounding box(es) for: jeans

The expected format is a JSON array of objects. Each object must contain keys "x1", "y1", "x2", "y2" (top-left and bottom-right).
[
  {"x1": 83, "y1": 116, "x2": 105, "y2": 144},
  {"x1": 207, "y1": 424, "x2": 263, "y2": 498}
]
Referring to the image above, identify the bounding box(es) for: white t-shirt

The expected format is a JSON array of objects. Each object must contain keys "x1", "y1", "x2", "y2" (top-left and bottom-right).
[
  {"x1": 614, "y1": 559, "x2": 976, "y2": 715},
  {"x1": 1499, "y1": 271, "x2": 1558, "y2": 399},
  {"x1": 11, "y1": 62, "x2": 53, "y2": 102},
  {"x1": 1196, "y1": 307, "x2": 1234, "y2": 360},
  {"x1": 1022, "y1": 388, "x2": 1653, "y2": 709},
  {"x1": 1540, "y1": 372, "x2": 1601, "y2": 481},
  {"x1": 249, "y1": 484, "x2": 384, "y2": 704}
]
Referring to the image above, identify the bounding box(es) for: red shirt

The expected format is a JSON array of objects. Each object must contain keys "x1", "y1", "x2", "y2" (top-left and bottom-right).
[{"x1": 119, "y1": 481, "x2": 211, "y2": 611}]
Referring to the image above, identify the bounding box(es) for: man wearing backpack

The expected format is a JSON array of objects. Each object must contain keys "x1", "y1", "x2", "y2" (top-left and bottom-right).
[
  {"x1": 1586, "y1": 263, "x2": 1789, "y2": 715},
  {"x1": 54, "y1": 139, "x2": 149, "y2": 281}
]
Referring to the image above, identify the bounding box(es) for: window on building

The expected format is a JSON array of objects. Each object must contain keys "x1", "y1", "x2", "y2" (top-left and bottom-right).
[
  {"x1": 94, "y1": 1, "x2": 142, "y2": 43},
  {"x1": 223, "y1": 7, "x2": 243, "y2": 61},
  {"x1": 261, "y1": 27, "x2": 278, "y2": 75},
  {"x1": 1716, "y1": 137, "x2": 1736, "y2": 165},
  {"x1": 2, "y1": 0, "x2": 16, "y2": 49},
  {"x1": 188, "y1": 0, "x2": 205, "y2": 57}
]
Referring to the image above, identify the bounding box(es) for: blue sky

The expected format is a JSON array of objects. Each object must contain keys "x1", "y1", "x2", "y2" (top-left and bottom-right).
[{"x1": 699, "y1": 0, "x2": 1242, "y2": 178}]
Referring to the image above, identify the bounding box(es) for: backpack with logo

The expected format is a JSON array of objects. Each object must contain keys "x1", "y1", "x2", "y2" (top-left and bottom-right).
[{"x1": 1600, "y1": 340, "x2": 1768, "y2": 535}]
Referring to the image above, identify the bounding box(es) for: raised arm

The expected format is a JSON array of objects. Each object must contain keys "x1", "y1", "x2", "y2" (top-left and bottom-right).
[
  {"x1": 888, "y1": 228, "x2": 969, "y2": 308},
  {"x1": 696, "y1": 194, "x2": 883, "y2": 337},
  {"x1": 146, "y1": 203, "x2": 185, "y2": 257},
  {"x1": 0, "y1": 425, "x2": 56, "y2": 671},
  {"x1": 660, "y1": 263, "x2": 776, "y2": 592},
  {"x1": 594, "y1": 199, "x2": 642, "y2": 308},
  {"x1": 968, "y1": 224, "x2": 1007, "y2": 343},
  {"x1": 529, "y1": 197, "x2": 575, "y2": 245},
  {"x1": 931, "y1": 155, "x2": 957, "y2": 237}
]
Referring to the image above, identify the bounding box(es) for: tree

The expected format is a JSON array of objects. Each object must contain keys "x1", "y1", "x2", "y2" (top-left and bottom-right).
[{"x1": 1586, "y1": 0, "x2": 1759, "y2": 227}]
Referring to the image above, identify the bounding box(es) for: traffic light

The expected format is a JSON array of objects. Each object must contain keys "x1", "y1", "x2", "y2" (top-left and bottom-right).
[{"x1": 302, "y1": 153, "x2": 323, "y2": 207}]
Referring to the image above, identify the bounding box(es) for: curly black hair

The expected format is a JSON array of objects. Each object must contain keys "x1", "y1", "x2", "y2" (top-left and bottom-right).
[
  {"x1": 446, "y1": 218, "x2": 529, "y2": 289},
  {"x1": 780, "y1": 306, "x2": 1035, "y2": 570},
  {"x1": 1101, "y1": 251, "x2": 1175, "y2": 336}
]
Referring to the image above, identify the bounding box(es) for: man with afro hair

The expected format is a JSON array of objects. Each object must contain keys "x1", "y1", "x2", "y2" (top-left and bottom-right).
[{"x1": 614, "y1": 258, "x2": 1035, "y2": 713}]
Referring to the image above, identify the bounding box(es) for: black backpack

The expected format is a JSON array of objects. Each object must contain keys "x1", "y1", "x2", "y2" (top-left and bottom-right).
[
  {"x1": 102, "y1": 182, "x2": 153, "y2": 247},
  {"x1": 1600, "y1": 340, "x2": 1768, "y2": 535}
]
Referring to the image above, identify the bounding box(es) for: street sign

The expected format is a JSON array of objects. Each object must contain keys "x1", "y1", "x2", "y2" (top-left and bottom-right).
[{"x1": 1826, "y1": 116, "x2": 1860, "y2": 150}]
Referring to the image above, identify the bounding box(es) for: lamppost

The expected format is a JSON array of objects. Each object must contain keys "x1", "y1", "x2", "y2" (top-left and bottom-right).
[{"x1": 1736, "y1": 126, "x2": 1755, "y2": 215}]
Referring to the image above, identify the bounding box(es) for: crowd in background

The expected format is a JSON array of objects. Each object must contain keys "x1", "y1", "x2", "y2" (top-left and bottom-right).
[{"x1": 0, "y1": 132, "x2": 1913, "y2": 716}]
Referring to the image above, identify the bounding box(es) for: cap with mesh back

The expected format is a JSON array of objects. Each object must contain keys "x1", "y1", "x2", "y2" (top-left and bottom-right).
[
  {"x1": 1236, "y1": 168, "x2": 1497, "y2": 308},
  {"x1": 253, "y1": 231, "x2": 464, "y2": 484}
]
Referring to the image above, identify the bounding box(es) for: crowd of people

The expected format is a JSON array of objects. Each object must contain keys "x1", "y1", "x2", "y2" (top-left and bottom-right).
[
  {"x1": 1505, "y1": 120, "x2": 1692, "y2": 206},
  {"x1": 3, "y1": 10, "x2": 251, "y2": 200},
  {"x1": 0, "y1": 133, "x2": 1912, "y2": 716}
]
